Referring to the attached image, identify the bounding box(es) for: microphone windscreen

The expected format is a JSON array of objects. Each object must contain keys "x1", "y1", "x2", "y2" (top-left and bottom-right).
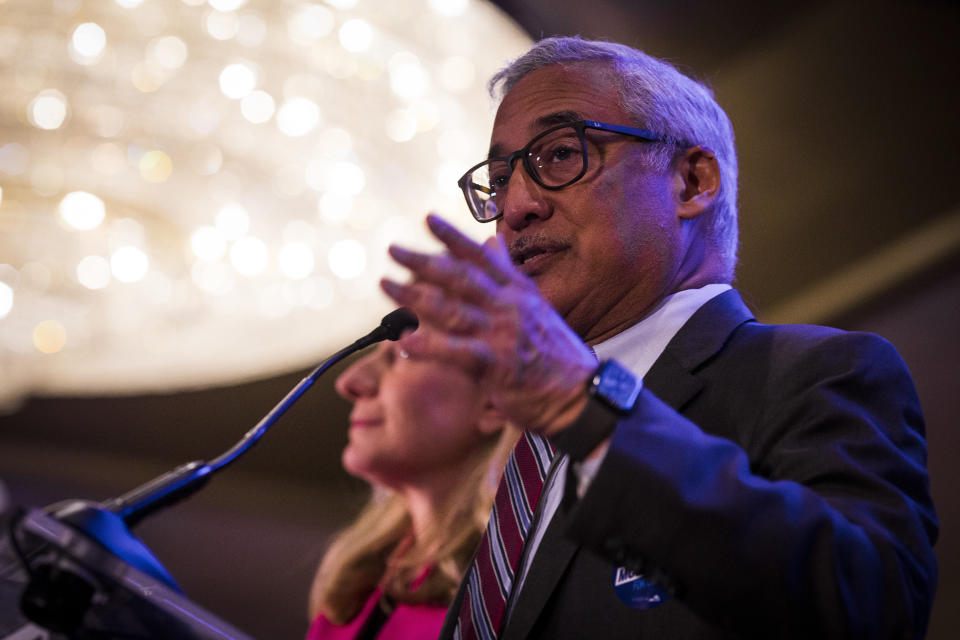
[{"x1": 380, "y1": 307, "x2": 419, "y2": 341}]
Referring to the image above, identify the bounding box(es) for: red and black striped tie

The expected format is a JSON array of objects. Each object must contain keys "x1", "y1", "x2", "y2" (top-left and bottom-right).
[{"x1": 454, "y1": 431, "x2": 556, "y2": 640}]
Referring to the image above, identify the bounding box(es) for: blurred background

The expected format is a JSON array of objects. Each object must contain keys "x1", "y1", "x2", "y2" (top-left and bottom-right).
[{"x1": 1, "y1": 0, "x2": 957, "y2": 638}]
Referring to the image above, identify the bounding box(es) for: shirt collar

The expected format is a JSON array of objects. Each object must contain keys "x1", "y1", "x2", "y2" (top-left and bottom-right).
[{"x1": 592, "y1": 283, "x2": 731, "y2": 379}]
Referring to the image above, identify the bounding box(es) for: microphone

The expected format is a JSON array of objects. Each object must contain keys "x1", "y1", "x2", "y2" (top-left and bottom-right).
[
  {"x1": 381, "y1": 306, "x2": 419, "y2": 339},
  {"x1": 348, "y1": 306, "x2": 419, "y2": 349},
  {"x1": 15, "y1": 308, "x2": 418, "y2": 636},
  {"x1": 103, "y1": 307, "x2": 418, "y2": 528}
]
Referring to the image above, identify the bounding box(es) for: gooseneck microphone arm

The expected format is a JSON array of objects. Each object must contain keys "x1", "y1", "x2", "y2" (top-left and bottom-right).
[{"x1": 103, "y1": 307, "x2": 418, "y2": 528}]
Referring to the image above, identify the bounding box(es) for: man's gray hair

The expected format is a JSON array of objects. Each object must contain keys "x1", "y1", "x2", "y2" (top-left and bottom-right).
[{"x1": 490, "y1": 37, "x2": 739, "y2": 279}]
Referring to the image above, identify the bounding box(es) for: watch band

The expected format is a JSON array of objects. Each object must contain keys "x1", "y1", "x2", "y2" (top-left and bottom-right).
[
  {"x1": 551, "y1": 360, "x2": 643, "y2": 461},
  {"x1": 551, "y1": 392, "x2": 621, "y2": 461}
]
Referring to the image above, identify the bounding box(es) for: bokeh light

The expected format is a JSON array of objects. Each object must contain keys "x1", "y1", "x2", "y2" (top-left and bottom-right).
[
  {"x1": 77, "y1": 255, "x2": 112, "y2": 290},
  {"x1": 0, "y1": 282, "x2": 13, "y2": 318},
  {"x1": 33, "y1": 320, "x2": 67, "y2": 354},
  {"x1": 328, "y1": 238, "x2": 366, "y2": 279},
  {"x1": 139, "y1": 150, "x2": 173, "y2": 183},
  {"x1": 219, "y1": 62, "x2": 257, "y2": 99},
  {"x1": 288, "y1": 5, "x2": 335, "y2": 44},
  {"x1": 339, "y1": 19, "x2": 373, "y2": 52},
  {"x1": 59, "y1": 191, "x2": 106, "y2": 230},
  {"x1": 147, "y1": 35, "x2": 188, "y2": 70},
  {"x1": 206, "y1": 11, "x2": 240, "y2": 40},
  {"x1": 230, "y1": 236, "x2": 269, "y2": 277},
  {"x1": 240, "y1": 90, "x2": 276, "y2": 123},
  {"x1": 276, "y1": 97, "x2": 320, "y2": 137},
  {"x1": 210, "y1": 0, "x2": 247, "y2": 11},
  {"x1": 430, "y1": 0, "x2": 469, "y2": 16},
  {"x1": 28, "y1": 90, "x2": 69, "y2": 130},
  {"x1": 389, "y1": 52, "x2": 430, "y2": 100},
  {"x1": 111, "y1": 246, "x2": 149, "y2": 283},
  {"x1": 216, "y1": 203, "x2": 250, "y2": 240},
  {"x1": 70, "y1": 23, "x2": 107, "y2": 63},
  {"x1": 191, "y1": 226, "x2": 228, "y2": 262},
  {"x1": 278, "y1": 242, "x2": 315, "y2": 279}
]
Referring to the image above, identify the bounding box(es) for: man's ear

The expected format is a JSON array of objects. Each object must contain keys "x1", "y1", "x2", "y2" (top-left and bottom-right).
[
  {"x1": 674, "y1": 146, "x2": 721, "y2": 220},
  {"x1": 477, "y1": 403, "x2": 507, "y2": 436}
]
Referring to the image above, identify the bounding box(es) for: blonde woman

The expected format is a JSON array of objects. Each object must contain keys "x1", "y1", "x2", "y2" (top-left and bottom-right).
[{"x1": 306, "y1": 341, "x2": 515, "y2": 640}]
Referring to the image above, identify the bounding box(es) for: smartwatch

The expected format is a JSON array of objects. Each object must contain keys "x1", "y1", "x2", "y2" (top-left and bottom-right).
[{"x1": 551, "y1": 359, "x2": 643, "y2": 461}]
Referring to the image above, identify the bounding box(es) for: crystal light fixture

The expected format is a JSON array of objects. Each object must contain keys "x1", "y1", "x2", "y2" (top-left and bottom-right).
[{"x1": 0, "y1": 0, "x2": 530, "y2": 409}]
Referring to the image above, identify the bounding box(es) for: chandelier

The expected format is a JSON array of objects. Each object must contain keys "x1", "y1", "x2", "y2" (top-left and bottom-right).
[{"x1": 0, "y1": 0, "x2": 530, "y2": 409}]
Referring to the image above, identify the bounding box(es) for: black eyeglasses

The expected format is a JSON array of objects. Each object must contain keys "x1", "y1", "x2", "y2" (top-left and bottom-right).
[{"x1": 457, "y1": 119, "x2": 661, "y2": 223}]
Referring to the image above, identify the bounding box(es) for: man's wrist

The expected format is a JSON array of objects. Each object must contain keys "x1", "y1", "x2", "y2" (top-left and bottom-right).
[
  {"x1": 550, "y1": 360, "x2": 643, "y2": 461},
  {"x1": 540, "y1": 387, "x2": 590, "y2": 439}
]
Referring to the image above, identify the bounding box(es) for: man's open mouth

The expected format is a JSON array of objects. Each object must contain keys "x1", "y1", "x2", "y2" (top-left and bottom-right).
[{"x1": 509, "y1": 237, "x2": 568, "y2": 267}]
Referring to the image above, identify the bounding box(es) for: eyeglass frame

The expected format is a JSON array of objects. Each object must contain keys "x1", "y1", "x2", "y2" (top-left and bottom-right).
[{"x1": 457, "y1": 119, "x2": 662, "y2": 223}]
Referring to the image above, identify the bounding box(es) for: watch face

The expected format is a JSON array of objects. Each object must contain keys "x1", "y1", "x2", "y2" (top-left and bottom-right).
[{"x1": 595, "y1": 360, "x2": 642, "y2": 412}]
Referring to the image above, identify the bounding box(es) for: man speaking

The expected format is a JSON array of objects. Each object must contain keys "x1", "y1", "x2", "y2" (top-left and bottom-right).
[{"x1": 381, "y1": 37, "x2": 937, "y2": 639}]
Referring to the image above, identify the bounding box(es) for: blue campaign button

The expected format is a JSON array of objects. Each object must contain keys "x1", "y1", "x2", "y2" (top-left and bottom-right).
[{"x1": 612, "y1": 567, "x2": 668, "y2": 610}]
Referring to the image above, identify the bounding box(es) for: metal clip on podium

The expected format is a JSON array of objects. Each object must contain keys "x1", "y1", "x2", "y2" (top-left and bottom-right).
[{"x1": 0, "y1": 309, "x2": 417, "y2": 639}]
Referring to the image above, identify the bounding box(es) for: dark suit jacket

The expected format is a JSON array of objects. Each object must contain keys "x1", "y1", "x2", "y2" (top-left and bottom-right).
[{"x1": 440, "y1": 289, "x2": 937, "y2": 639}]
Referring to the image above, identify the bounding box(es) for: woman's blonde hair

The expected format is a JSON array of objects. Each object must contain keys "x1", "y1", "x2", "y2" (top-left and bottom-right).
[{"x1": 308, "y1": 425, "x2": 519, "y2": 624}]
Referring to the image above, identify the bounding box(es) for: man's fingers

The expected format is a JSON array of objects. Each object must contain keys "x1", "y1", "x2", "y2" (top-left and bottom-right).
[
  {"x1": 380, "y1": 278, "x2": 489, "y2": 335},
  {"x1": 395, "y1": 324, "x2": 495, "y2": 380},
  {"x1": 483, "y1": 234, "x2": 520, "y2": 284},
  {"x1": 427, "y1": 214, "x2": 515, "y2": 286},
  {"x1": 388, "y1": 244, "x2": 498, "y2": 306},
  {"x1": 425, "y1": 214, "x2": 486, "y2": 263}
]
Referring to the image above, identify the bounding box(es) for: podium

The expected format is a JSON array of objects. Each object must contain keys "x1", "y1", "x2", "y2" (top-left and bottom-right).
[{"x1": 0, "y1": 506, "x2": 254, "y2": 640}]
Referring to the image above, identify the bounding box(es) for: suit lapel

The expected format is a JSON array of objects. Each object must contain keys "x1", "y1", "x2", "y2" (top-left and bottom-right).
[
  {"x1": 644, "y1": 289, "x2": 754, "y2": 411},
  {"x1": 643, "y1": 349, "x2": 702, "y2": 413}
]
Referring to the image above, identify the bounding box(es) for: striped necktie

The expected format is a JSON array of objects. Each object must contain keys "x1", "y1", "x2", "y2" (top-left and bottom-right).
[{"x1": 454, "y1": 431, "x2": 556, "y2": 640}]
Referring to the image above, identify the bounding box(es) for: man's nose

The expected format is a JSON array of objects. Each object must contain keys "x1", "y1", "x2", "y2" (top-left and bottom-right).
[{"x1": 499, "y1": 163, "x2": 551, "y2": 231}]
